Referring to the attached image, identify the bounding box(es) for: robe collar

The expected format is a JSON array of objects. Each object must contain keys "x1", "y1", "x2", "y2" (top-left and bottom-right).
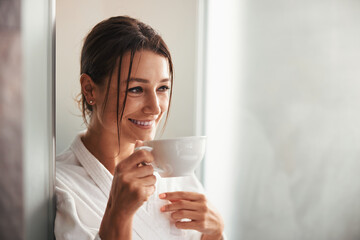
[{"x1": 70, "y1": 133, "x2": 113, "y2": 197}]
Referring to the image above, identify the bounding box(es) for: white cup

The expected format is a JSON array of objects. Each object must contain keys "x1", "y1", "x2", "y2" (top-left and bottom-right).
[{"x1": 135, "y1": 136, "x2": 206, "y2": 178}]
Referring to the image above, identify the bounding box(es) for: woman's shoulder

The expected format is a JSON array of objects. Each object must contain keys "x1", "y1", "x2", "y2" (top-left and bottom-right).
[
  {"x1": 55, "y1": 146, "x2": 91, "y2": 189},
  {"x1": 56, "y1": 147, "x2": 83, "y2": 174},
  {"x1": 56, "y1": 147, "x2": 75, "y2": 164}
]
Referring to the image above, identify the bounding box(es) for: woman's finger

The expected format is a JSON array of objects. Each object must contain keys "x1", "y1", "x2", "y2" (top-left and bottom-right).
[
  {"x1": 144, "y1": 185, "x2": 156, "y2": 197},
  {"x1": 174, "y1": 220, "x2": 200, "y2": 231},
  {"x1": 170, "y1": 209, "x2": 202, "y2": 221},
  {"x1": 130, "y1": 164, "x2": 154, "y2": 178},
  {"x1": 137, "y1": 174, "x2": 157, "y2": 186},
  {"x1": 131, "y1": 149, "x2": 154, "y2": 165},
  {"x1": 116, "y1": 150, "x2": 154, "y2": 172},
  {"x1": 160, "y1": 199, "x2": 202, "y2": 212},
  {"x1": 159, "y1": 191, "x2": 206, "y2": 202},
  {"x1": 134, "y1": 140, "x2": 144, "y2": 149}
]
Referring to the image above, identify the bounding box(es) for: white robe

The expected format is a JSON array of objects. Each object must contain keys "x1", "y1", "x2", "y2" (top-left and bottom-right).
[{"x1": 54, "y1": 133, "x2": 205, "y2": 240}]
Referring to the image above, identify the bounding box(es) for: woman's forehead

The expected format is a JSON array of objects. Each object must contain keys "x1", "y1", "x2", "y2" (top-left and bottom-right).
[{"x1": 116, "y1": 50, "x2": 170, "y2": 81}]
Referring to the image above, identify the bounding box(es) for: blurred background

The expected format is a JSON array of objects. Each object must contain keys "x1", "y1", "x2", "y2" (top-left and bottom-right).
[
  {"x1": 57, "y1": 0, "x2": 360, "y2": 239},
  {"x1": 204, "y1": 1, "x2": 360, "y2": 239},
  {"x1": 2, "y1": 0, "x2": 360, "y2": 239}
]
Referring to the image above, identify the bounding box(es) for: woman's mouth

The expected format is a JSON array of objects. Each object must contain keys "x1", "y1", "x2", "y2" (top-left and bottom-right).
[{"x1": 129, "y1": 118, "x2": 155, "y2": 129}]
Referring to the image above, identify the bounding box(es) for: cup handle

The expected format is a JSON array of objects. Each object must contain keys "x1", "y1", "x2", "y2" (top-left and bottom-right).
[
  {"x1": 134, "y1": 146, "x2": 165, "y2": 174},
  {"x1": 134, "y1": 146, "x2": 153, "y2": 152}
]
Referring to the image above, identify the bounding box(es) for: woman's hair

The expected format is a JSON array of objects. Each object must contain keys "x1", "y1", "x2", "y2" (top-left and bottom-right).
[{"x1": 79, "y1": 16, "x2": 173, "y2": 140}]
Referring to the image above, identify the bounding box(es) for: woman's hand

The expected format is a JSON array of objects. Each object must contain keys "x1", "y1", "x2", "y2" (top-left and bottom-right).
[
  {"x1": 159, "y1": 191, "x2": 224, "y2": 240},
  {"x1": 99, "y1": 142, "x2": 156, "y2": 240}
]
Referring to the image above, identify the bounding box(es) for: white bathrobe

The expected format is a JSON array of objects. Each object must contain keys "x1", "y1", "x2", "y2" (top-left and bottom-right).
[{"x1": 54, "y1": 133, "x2": 206, "y2": 240}]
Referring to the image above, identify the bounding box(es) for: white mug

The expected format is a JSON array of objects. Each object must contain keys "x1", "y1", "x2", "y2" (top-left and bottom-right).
[{"x1": 135, "y1": 136, "x2": 206, "y2": 178}]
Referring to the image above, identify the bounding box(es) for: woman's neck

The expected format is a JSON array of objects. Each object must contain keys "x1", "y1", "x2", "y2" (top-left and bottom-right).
[{"x1": 81, "y1": 127, "x2": 134, "y2": 175}]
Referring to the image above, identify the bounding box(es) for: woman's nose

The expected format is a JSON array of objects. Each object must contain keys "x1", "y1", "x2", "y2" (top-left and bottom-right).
[{"x1": 143, "y1": 91, "x2": 161, "y2": 115}]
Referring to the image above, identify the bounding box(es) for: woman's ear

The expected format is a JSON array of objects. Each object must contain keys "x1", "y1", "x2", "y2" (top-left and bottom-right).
[{"x1": 80, "y1": 74, "x2": 96, "y2": 105}]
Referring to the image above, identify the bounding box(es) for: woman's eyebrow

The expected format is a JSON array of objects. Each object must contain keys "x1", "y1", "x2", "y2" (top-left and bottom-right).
[
  {"x1": 128, "y1": 78, "x2": 148, "y2": 83},
  {"x1": 125, "y1": 78, "x2": 170, "y2": 83}
]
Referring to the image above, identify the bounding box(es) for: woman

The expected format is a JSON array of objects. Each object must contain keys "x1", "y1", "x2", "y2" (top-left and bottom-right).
[{"x1": 55, "y1": 16, "x2": 224, "y2": 240}]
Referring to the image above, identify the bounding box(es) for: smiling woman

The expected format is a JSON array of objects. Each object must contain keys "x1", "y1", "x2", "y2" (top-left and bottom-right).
[
  {"x1": 54, "y1": 16, "x2": 224, "y2": 240},
  {"x1": 80, "y1": 50, "x2": 172, "y2": 174},
  {"x1": 56, "y1": 0, "x2": 200, "y2": 154}
]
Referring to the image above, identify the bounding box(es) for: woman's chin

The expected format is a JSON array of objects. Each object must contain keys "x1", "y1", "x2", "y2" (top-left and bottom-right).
[
  {"x1": 134, "y1": 132, "x2": 156, "y2": 142},
  {"x1": 141, "y1": 135, "x2": 155, "y2": 142}
]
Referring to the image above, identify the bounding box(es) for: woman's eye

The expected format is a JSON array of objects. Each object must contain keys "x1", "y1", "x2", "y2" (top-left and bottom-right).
[
  {"x1": 158, "y1": 86, "x2": 170, "y2": 92},
  {"x1": 128, "y1": 87, "x2": 143, "y2": 93}
]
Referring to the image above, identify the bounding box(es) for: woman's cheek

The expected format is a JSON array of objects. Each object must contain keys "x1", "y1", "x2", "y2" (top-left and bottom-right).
[
  {"x1": 159, "y1": 97, "x2": 169, "y2": 111},
  {"x1": 100, "y1": 111, "x2": 119, "y2": 131}
]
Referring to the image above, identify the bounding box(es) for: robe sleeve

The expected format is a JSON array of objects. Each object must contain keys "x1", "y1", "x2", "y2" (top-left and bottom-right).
[
  {"x1": 54, "y1": 186, "x2": 99, "y2": 240},
  {"x1": 94, "y1": 233, "x2": 102, "y2": 240}
]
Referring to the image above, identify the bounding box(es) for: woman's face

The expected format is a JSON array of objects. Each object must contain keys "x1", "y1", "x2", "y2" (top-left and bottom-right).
[{"x1": 93, "y1": 50, "x2": 170, "y2": 142}]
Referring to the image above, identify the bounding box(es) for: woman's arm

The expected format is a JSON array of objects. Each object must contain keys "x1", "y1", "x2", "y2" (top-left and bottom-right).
[
  {"x1": 98, "y1": 149, "x2": 156, "y2": 240},
  {"x1": 99, "y1": 210, "x2": 133, "y2": 239}
]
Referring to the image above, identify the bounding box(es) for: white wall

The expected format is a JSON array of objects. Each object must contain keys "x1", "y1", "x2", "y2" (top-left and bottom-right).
[
  {"x1": 56, "y1": 0, "x2": 199, "y2": 153},
  {"x1": 23, "y1": 0, "x2": 55, "y2": 239},
  {"x1": 205, "y1": 0, "x2": 360, "y2": 239}
]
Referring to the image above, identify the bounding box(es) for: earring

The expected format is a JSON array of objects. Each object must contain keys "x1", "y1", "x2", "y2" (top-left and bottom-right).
[{"x1": 89, "y1": 100, "x2": 94, "y2": 105}]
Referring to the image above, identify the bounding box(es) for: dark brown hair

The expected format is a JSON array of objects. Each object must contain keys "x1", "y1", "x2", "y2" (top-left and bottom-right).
[{"x1": 79, "y1": 16, "x2": 173, "y2": 142}]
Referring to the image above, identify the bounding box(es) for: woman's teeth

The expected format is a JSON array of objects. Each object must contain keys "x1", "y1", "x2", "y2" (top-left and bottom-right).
[{"x1": 129, "y1": 119, "x2": 154, "y2": 126}]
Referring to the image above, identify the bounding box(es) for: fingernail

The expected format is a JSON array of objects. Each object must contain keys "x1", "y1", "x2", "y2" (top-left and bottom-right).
[
  {"x1": 160, "y1": 206, "x2": 165, "y2": 212},
  {"x1": 159, "y1": 193, "x2": 166, "y2": 199}
]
